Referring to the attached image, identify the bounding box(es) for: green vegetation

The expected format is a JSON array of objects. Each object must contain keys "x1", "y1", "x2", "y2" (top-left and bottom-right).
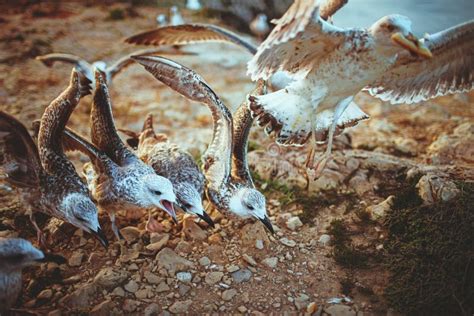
[{"x1": 383, "y1": 181, "x2": 474, "y2": 315}]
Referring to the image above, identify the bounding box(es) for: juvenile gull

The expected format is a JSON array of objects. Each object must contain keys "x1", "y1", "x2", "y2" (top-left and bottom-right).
[
  {"x1": 119, "y1": 114, "x2": 214, "y2": 228},
  {"x1": 0, "y1": 238, "x2": 44, "y2": 313},
  {"x1": 68, "y1": 70, "x2": 177, "y2": 239},
  {"x1": 36, "y1": 48, "x2": 188, "y2": 89},
  {"x1": 0, "y1": 70, "x2": 107, "y2": 248},
  {"x1": 132, "y1": 55, "x2": 274, "y2": 234}
]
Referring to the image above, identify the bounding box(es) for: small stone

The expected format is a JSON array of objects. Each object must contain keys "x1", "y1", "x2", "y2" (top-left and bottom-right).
[
  {"x1": 242, "y1": 254, "x2": 257, "y2": 266},
  {"x1": 59, "y1": 283, "x2": 96, "y2": 308},
  {"x1": 47, "y1": 310, "x2": 62, "y2": 316},
  {"x1": 279, "y1": 237, "x2": 297, "y2": 247},
  {"x1": 111, "y1": 287, "x2": 125, "y2": 297},
  {"x1": 169, "y1": 300, "x2": 192, "y2": 314},
  {"x1": 37, "y1": 289, "x2": 53, "y2": 300},
  {"x1": 135, "y1": 288, "x2": 150, "y2": 299},
  {"x1": 205, "y1": 271, "x2": 224, "y2": 285},
  {"x1": 222, "y1": 289, "x2": 238, "y2": 301},
  {"x1": 325, "y1": 304, "x2": 356, "y2": 316},
  {"x1": 178, "y1": 284, "x2": 191, "y2": 296},
  {"x1": 175, "y1": 241, "x2": 193, "y2": 254},
  {"x1": 262, "y1": 257, "x2": 278, "y2": 269},
  {"x1": 294, "y1": 293, "x2": 310, "y2": 310},
  {"x1": 255, "y1": 239, "x2": 264, "y2": 249},
  {"x1": 307, "y1": 302, "x2": 318, "y2": 314},
  {"x1": 156, "y1": 282, "x2": 170, "y2": 293},
  {"x1": 176, "y1": 272, "x2": 192, "y2": 283},
  {"x1": 144, "y1": 271, "x2": 162, "y2": 284},
  {"x1": 199, "y1": 256, "x2": 211, "y2": 266},
  {"x1": 144, "y1": 303, "x2": 160, "y2": 316},
  {"x1": 417, "y1": 174, "x2": 460, "y2": 204},
  {"x1": 68, "y1": 251, "x2": 84, "y2": 267},
  {"x1": 183, "y1": 216, "x2": 207, "y2": 240},
  {"x1": 90, "y1": 299, "x2": 114, "y2": 316},
  {"x1": 146, "y1": 233, "x2": 169, "y2": 252},
  {"x1": 286, "y1": 216, "x2": 303, "y2": 231},
  {"x1": 120, "y1": 226, "x2": 141, "y2": 244},
  {"x1": 128, "y1": 263, "x2": 139, "y2": 271},
  {"x1": 237, "y1": 306, "x2": 247, "y2": 313},
  {"x1": 227, "y1": 264, "x2": 240, "y2": 273},
  {"x1": 123, "y1": 299, "x2": 139, "y2": 313},
  {"x1": 93, "y1": 268, "x2": 129, "y2": 290},
  {"x1": 231, "y1": 269, "x2": 252, "y2": 283},
  {"x1": 318, "y1": 234, "x2": 331, "y2": 247},
  {"x1": 240, "y1": 222, "x2": 270, "y2": 247},
  {"x1": 124, "y1": 280, "x2": 139, "y2": 293},
  {"x1": 156, "y1": 248, "x2": 194, "y2": 275},
  {"x1": 367, "y1": 196, "x2": 394, "y2": 220},
  {"x1": 208, "y1": 233, "x2": 223, "y2": 244}
]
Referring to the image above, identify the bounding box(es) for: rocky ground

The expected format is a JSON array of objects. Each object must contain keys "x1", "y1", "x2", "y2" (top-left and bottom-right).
[{"x1": 0, "y1": 2, "x2": 473, "y2": 316}]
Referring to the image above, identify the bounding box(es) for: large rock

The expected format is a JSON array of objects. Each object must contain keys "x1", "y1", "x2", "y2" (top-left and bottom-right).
[
  {"x1": 93, "y1": 267, "x2": 129, "y2": 290},
  {"x1": 240, "y1": 222, "x2": 271, "y2": 248},
  {"x1": 416, "y1": 174, "x2": 460, "y2": 204},
  {"x1": 155, "y1": 248, "x2": 194, "y2": 275},
  {"x1": 324, "y1": 304, "x2": 357, "y2": 316},
  {"x1": 59, "y1": 283, "x2": 97, "y2": 308},
  {"x1": 169, "y1": 300, "x2": 193, "y2": 314}
]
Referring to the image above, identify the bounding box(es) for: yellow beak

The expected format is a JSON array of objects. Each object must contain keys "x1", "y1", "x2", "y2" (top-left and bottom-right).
[{"x1": 391, "y1": 32, "x2": 433, "y2": 59}]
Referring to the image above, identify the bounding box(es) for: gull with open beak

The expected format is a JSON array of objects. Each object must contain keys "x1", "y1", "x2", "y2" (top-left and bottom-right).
[
  {"x1": 132, "y1": 55, "x2": 275, "y2": 234},
  {"x1": 63, "y1": 69, "x2": 178, "y2": 240}
]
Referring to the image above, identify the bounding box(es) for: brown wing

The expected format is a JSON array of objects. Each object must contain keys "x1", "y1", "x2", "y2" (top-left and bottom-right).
[
  {"x1": 0, "y1": 111, "x2": 42, "y2": 188},
  {"x1": 90, "y1": 70, "x2": 138, "y2": 166},
  {"x1": 132, "y1": 55, "x2": 233, "y2": 189},
  {"x1": 125, "y1": 24, "x2": 258, "y2": 55},
  {"x1": 319, "y1": 0, "x2": 348, "y2": 20},
  {"x1": 231, "y1": 80, "x2": 266, "y2": 185},
  {"x1": 247, "y1": 0, "x2": 349, "y2": 80},
  {"x1": 366, "y1": 20, "x2": 474, "y2": 104},
  {"x1": 37, "y1": 70, "x2": 86, "y2": 176}
]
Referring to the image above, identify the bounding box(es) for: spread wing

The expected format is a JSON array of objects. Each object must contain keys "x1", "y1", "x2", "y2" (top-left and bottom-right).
[
  {"x1": 0, "y1": 111, "x2": 42, "y2": 188},
  {"x1": 125, "y1": 24, "x2": 258, "y2": 55},
  {"x1": 132, "y1": 55, "x2": 233, "y2": 190},
  {"x1": 320, "y1": 0, "x2": 348, "y2": 21},
  {"x1": 247, "y1": 0, "x2": 349, "y2": 80},
  {"x1": 37, "y1": 70, "x2": 88, "y2": 176},
  {"x1": 366, "y1": 20, "x2": 474, "y2": 104},
  {"x1": 36, "y1": 53, "x2": 94, "y2": 82},
  {"x1": 90, "y1": 70, "x2": 139, "y2": 166},
  {"x1": 107, "y1": 47, "x2": 194, "y2": 79},
  {"x1": 231, "y1": 80, "x2": 266, "y2": 186}
]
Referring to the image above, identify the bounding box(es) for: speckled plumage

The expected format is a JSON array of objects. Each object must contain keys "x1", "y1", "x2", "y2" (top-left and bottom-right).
[
  {"x1": 0, "y1": 70, "x2": 106, "y2": 247},
  {"x1": 132, "y1": 55, "x2": 274, "y2": 233},
  {"x1": 64, "y1": 70, "x2": 177, "y2": 239},
  {"x1": 0, "y1": 238, "x2": 44, "y2": 313}
]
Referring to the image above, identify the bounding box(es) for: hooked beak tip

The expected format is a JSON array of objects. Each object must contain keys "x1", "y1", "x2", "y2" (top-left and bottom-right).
[
  {"x1": 259, "y1": 215, "x2": 275, "y2": 235},
  {"x1": 197, "y1": 211, "x2": 215, "y2": 228},
  {"x1": 92, "y1": 227, "x2": 109, "y2": 249}
]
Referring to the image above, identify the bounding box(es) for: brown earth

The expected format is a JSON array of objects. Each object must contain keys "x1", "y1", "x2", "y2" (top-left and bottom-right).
[{"x1": 0, "y1": 2, "x2": 473, "y2": 316}]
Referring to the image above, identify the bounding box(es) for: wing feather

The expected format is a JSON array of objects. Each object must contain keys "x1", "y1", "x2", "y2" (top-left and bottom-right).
[{"x1": 366, "y1": 20, "x2": 474, "y2": 104}]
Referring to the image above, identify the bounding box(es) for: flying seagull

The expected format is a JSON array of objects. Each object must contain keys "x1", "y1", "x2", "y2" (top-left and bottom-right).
[
  {"x1": 64, "y1": 70, "x2": 177, "y2": 240},
  {"x1": 0, "y1": 70, "x2": 108, "y2": 248},
  {"x1": 125, "y1": 0, "x2": 473, "y2": 177},
  {"x1": 132, "y1": 55, "x2": 274, "y2": 234},
  {"x1": 35, "y1": 48, "x2": 190, "y2": 89},
  {"x1": 118, "y1": 114, "x2": 215, "y2": 228}
]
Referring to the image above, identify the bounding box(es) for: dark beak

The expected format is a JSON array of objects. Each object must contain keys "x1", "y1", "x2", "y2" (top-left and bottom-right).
[
  {"x1": 91, "y1": 227, "x2": 109, "y2": 249},
  {"x1": 36, "y1": 253, "x2": 67, "y2": 264},
  {"x1": 197, "y1": 211, "x2": 215, "y2": 228},
  {"x1": 259, "y1": 215, "x2": 275, "y2": 234}
]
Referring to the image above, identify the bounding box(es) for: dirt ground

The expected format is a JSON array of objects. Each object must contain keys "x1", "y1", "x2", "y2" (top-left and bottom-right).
[{"x1": 0, "y1": 2, "x2": 473, "y2": 316}]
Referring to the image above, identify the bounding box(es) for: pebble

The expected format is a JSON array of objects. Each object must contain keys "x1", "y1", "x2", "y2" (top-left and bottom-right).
[
  {"x1": 156, "y1": 248, "x2": 194, "y2": 275},
  {"x1": 242, "y1": 254, "x2": 257, "y2": 266},
  {"x1": 120, "y1": 226, "x2": 141, "y2": 244},
  {"x1": 231, "y1": 269, "x2": 252, "y2": 283},
  {"x1": 227, "y1": 264, "x2": 240, "y2": 273},
  {"x1": 146, "y1": 234, "x2": 169, "y2": 252},
  {"x1": 178, "y1": 284, "x2": 191, "y2": 296},
  {"x1": 222, "y1": 289, "x2": 238, "y2": 301},
  {"x1": 280, "y1": 237, "x2": 297, "y2": 247},
  {"x1": 367, "y1": 196, "x2": 394, "y2": 220},
  {"x1": 124, "y1": 280, "x2": 139, "y2": 293},
  {"x1": 156, "y1": 282, "x2": 171, "y2": 293},
  {"x1": 169, "y1": 300, "x2": 192, "y2": 314},
  {"x1": 37, "y1": 289, "x2": 53, "y2": 300},
  {"x1": 294, "y1": 293, "x2": 310, "y2": 310},
  {"x1": 199, "y1": 256, "x2": 211, "y2": 266},
  {"x1": 307, "y1": 302, "x2": 318, "y2": 314},
  {"x1": 68, "y1": 251, "x2": 84, "y2": 267},
  {"x1": 123, "y1": 299, "x2": 139, "y2": 313},
  {"x1": 111, "y1": 287, "x2": 125, "y2": 297},
  {"x1": 144, "y1": 271, "x2": 162, "y2": 285},
  {"x1": 176, "y1": 272, "x2": 192, "y2": 283},
  {"x1": 183, "y1": 217, "x2": 207, "y2": 240},
  {"x1": 324, "y1": 304, "x2": 357, "y2": 316},
  {"x1": 262, "y1": 257, "x2": 278, "y2": 269},
  {"x1": 90, "y1": 299, "x2": 115, "y2": 316},
  {"x1": 205, "y1": 271, "x2": 224, "y2": 285},
  {"x1": 144, "y1": 303, "x2": 160, "y2": 316},
  {"x1": 286, "y1": 216, "x2": 303, "y2": 231},
  {"x1": 255, "y1": 239, "x2": 264, "y2": 249},
  {"x1": 237, "y1": 305, "x2": 247, "y2": 313},
  {"x1": 318, "y1": 234, "x2": 331, "y2": 247}
]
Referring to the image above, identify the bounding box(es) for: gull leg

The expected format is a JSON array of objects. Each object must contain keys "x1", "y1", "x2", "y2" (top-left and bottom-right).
[
  {"x1": 29, "y1": 211, "x2": 47, "y2": 250},
  {"x1": 305, "y1": 105, "x2": 320, "y2": 183},
  {"x1": 313, "y1": 97, "x2": 353, "y2": 179},
  {"x1": 109, "y1": 211, "x2": 123, "y2": 241}
]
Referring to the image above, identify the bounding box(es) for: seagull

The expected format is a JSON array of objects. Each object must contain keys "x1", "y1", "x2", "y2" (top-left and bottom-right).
[
  {"x1": 186, "y1": 0, "x2": 201, "y2": 11},
  {"x1": 0, "y1": 70, "x2": 108, "y2": 249},
  {"x1": 125, "y1": 0, "x2": 474, "y2": 178},
  {"x1": 156, "y1": 13, "x2": 167, "y2": 26},
  {"x1": 132, "y1": 55, "x2": 274, "y2": 234},
  {"x1": 35, "y1": 48, "x2": 188, "y2": 89},
  {"x1": 61, "y1": 70, "x2": 177, "y2": 240},
  {"x1": 0, "y1": 238, "x2": 44, "y2": 313},
  {"x1": 118, "y1": 114, "x2": 215, "y2": 228},
  {"x1": 249, "y1": 13, "x2": 270, "y2": 41},
  {"x1": 170, "y1": 6, "x2": 185, "y2": 26}
]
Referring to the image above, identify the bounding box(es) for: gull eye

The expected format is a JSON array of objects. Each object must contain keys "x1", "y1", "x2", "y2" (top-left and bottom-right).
[
  {"x1": 247, "y1": 204, "x2": 254, "y2": 211},
  {"x1": 153, "y1": 190, "x2": 162, "y2": 195},
  {"x1": 76, "y1": 216, "x2": 87, "y2": 222},
  {"x1": 386, "y1": 24, "x2": 395, "y2": 32}
]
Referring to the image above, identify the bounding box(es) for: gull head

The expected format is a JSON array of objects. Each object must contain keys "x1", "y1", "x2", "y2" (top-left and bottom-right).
[
  {"x1": 140, "y1": 173, "x2": 178, "y2": 223},
  {"x1": 175, "y1": 182, "x2": 214, "y2": 227},
  {"x1": 229, "y1": 188, "x2": 274, "y2": 234},
  {"x1": 370, "y1": 15, "x2": 432, "y2": 59},
  {"x1": 0, "y1": 238, "x2": 44, "y2": 273}
]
